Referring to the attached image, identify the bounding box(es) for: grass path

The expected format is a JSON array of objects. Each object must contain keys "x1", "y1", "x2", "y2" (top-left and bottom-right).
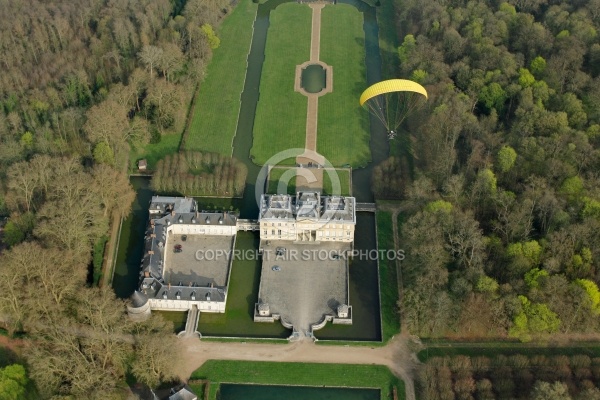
[
  {"x1": 318, "y1": 4, "x2": 370, "y2": 167},
  {"x1": 250, "y1": 3, "x2": 311, "y2": 164},
  {"x1": 185, "y1": 0, "x2": 257, "y2": 155}
]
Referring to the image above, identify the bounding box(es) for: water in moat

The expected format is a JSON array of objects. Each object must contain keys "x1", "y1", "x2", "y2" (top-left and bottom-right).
[
  {"x1": 218, "y1": 384, "x2": 380, "y2": 400},
  {"x1": 112, "y1": 0, "x2": 387, "y2": 341}
]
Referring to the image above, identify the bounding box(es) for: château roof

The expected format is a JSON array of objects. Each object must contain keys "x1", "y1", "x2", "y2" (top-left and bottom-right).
[
  {"x1": 258, "y1": 192, "x2": 356, "y2": 223},
  {"x1": 130, "y1": 290, "x2": 149, "y2": 308}
]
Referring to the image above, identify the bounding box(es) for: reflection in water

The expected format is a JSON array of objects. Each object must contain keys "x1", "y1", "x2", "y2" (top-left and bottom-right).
[
  {"x1": 219, "y1": 384, "x2": 380, "y2": 400},
  {"x1": 301, "y1": 64, "x2": 327, "y2": 94}
]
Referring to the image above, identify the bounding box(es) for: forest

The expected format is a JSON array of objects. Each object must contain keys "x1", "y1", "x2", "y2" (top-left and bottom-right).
[
  {"x1": 371, "y1": 0, "x2": 600, "y2": 341},
  {"x1": 0, "y1": 0, "x2": 232, "y2": 397},
  {"x1": 418, "y1": 354, "x2": 600, "y2": 399}
]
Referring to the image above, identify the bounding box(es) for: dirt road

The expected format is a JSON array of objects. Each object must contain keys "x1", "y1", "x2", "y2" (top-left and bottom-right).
[{"x1": 177, "y1": 334, "x2": 419, "y2": 400}]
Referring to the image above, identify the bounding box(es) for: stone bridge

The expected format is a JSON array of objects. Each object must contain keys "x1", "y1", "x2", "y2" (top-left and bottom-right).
[
  {"x1": 237, "y1": 219, "x2": 259, "y2": 231},
  {"x1": 356, "y1": 202, "x2": 376, "y2": 212}
]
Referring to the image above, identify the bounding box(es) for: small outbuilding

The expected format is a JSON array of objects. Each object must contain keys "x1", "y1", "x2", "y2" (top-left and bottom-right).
[
  {"x1": 337, "y1": 304, "x2": 349, "y2": 318},
  {"x1": 168, "y1": 384, "x2": 197, "y2": 400},
  {"x1": 138, "y1": 159, "x2": 148, "y2": 171},
  {"x1": 257, "y1": 302, "x2": 270, "y2": 316}
]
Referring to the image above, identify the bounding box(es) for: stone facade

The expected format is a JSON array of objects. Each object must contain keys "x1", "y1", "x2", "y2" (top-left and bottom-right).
[{"x1": 258, "y1": 192, "x2": 356, "y2": 243}]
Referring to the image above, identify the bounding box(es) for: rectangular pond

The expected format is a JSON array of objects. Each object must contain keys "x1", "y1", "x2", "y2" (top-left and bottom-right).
[{"x1": 218, "y1": 384, "x2": 380, "y2": 400}]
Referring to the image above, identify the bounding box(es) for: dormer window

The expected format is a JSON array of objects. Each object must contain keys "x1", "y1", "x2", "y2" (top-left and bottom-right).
[
  {"x1": 162, "y1": 292, "x2": 168, "y2": 299},
  {"x1": 178, "y1": 216, "x2": 183, "y2": 223}
]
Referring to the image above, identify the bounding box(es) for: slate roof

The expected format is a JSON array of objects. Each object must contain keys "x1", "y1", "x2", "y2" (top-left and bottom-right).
[
  {"x1": 131, "y1": 290, "x2": 149, "y2": 308},
  {"x1": 259, "y1": 192, "x2": 356, "y2": 223},
  {"x1": 168, "y1": 385, "x2": 197, "y2": 400},
  {"x1": 139, "y1": 196, "x2": 236, "y2": 303},
  {"x1": 140, "y1": 278, "x2": 226, "y2": 303}
]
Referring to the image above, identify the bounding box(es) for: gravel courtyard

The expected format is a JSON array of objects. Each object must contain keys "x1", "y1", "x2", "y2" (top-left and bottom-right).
[{"x1": 257, "y1": 240, "x2": 351, "y2": 335}]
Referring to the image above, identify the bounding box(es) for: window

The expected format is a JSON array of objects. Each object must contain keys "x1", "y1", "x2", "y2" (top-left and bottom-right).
[
  {"x1": 263, "y1": 230, "x2": 267, "y2": 235},
  {"x1": 271, "y1": 229, "x2": 275, "y2": 235},
  {"x1": 278, "y1": 230, "x2": 281, "y2": 235}
]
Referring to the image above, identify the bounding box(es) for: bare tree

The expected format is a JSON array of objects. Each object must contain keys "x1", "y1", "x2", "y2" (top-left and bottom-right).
[{"x1": 138, "y1": 45, "x2": 163, "y2": 78}]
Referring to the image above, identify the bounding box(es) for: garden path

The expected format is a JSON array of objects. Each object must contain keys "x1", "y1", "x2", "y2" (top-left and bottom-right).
[{"x1": 296, "y1": 3, "x2": 327, "y2": 174}]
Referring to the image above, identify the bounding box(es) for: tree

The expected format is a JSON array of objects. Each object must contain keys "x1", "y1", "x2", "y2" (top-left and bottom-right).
[
  {"x1": 2, "y1": 212, "x2": 34, "y2": 247},
  {"x1": 530, "y1": 56, "x2": 547, "y2": 77},
  {"x1": 28, "y1": 287, "x2": 133, "y2": 398},
  {"x1": 92, "y1": 165, "x2": 136, "y2": 218},
  {"x1": 129, "y1": 316, "x2": 179, "y2": 387},
  {"x1": 92, "y1": 141, "x2": 115, "y2": 165},
  {"x1": 138, "y1": 45, "x2": 164, "y2": 78},
  {"x1": 518, "y1": 68, "x2": 536, "y2": 88},
  {"x1": 6, "y1": 162, "x2": 40, "y2": 212},
  {"x1": 530, "y1": 381, "x2": 571, "y2": 400},
  {"x1": 145, "y1": 78, "x2": 182, "y2": 132},
  {"x1": 83, "y1": 100, "x2": 130, "y2": 158},
  {"x1": 158, "y1": 43, "x2": 185, "y2": 81},
  {"x1": 476, "y1": 276, "x2": 499, "y2": 294},
  {"x1": 509, "y1": 295, "x2": 561, "y2": 341},
  {"x1": 497, "y1": 146, "x2": 517, "y2": 173},
  {"x1": 479, "y1": 82, "x2": 507, "y2": 113},
  {"x1": 575, "y1": 279, "x2": 600, "y2": 314},
  {"x1": 35, "y1": 172, "x2": 108, "y2": 257},
  {"x1": 0, "y1": 364, "x2": 28, "y2": 400}
]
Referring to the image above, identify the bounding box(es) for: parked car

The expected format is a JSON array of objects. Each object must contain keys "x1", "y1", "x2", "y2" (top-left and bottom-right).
[
  {"x1": 272, "y1": 265, "x2": 281, "y2": 271},
  {"x1": 174, "y1": 244, "x2": 182, "y2": 253},
  {"x1": 181, "y1": 235, "x2": 187, "y2": 241}
]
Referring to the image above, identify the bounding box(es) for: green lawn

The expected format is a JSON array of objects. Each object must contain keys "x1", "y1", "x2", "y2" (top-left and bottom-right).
[
  {"x1": 190, "y1": 360, "x2": 404, "y2": 400},
  {"x1": 376, "y1": 211, "x2": 400, "y2": 342},
  {"x1": 318, "y1": 5, "x2": 370, "y2": 167},
  {"x1": 129, "y1": 133, "x2": 181, "y2": 170},
  {"x1": 184, "y1": 0, "x2": 257, "y2": 155},
  {"x1": 267, "y1": 167, "x2": 351, "y2": 196},
  {"x1": 250, "y1": 3, "x2": 311, "y2": 164},
  {"x1": 196, "y1": 232, "x2": 289, "y2": 338}
]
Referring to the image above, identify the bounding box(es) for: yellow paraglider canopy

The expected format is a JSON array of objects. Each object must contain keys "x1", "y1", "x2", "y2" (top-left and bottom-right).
[{"x1": 359, "y1": 79, "x2": 428, "y2": 106}]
